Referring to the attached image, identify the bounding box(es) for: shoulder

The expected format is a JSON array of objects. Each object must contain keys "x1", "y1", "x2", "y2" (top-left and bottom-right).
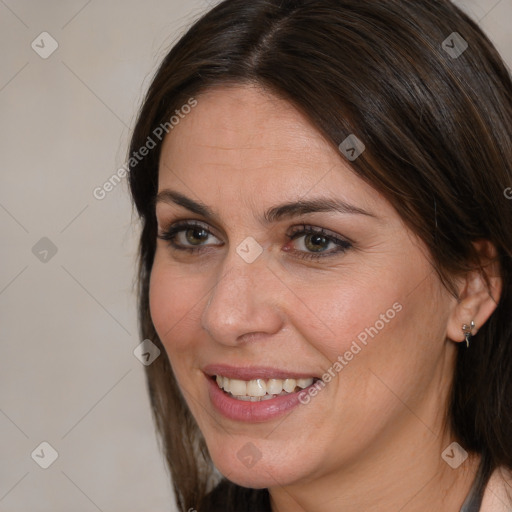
[{"x1": 480, "y1": 465, "x2": 512, "y2": 512}]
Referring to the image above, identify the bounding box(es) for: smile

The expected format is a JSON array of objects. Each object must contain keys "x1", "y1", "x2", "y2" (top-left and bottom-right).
[{"x1": 203, "y1": 365, "x2": 323, "y2": 422}]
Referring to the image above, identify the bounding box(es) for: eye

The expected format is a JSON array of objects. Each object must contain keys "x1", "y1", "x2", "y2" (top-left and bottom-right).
[
  {"x1": 285, "y1": 225, "x2": 352, "y2": 260},
  {"x1": 157, "y1": 220, "x2": 352, "y2": 260},
  {"x1": 157, "y1": 220, "x2": 221, "y2": 252}
]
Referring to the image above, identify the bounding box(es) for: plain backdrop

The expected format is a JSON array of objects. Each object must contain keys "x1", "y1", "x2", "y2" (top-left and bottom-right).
[{"x1": 0, "y1": 1, "x2": 510, "y2": 511}]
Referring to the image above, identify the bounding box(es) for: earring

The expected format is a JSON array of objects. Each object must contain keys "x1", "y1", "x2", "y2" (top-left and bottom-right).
[{"x1": 462, "y1": 321, "x2": 476, "y2": 348}]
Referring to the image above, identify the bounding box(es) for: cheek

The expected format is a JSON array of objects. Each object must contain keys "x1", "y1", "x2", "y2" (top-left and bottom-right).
[
  {"x1": 148, "y1": 257, "x2": 205, "y2": 353},
  {"x1": 308, "y1": 269, "x2": 451, "y2": 417},
  {"x1": 284, "y1": 262, "x2": 444, "y2": 416},
  {"x1": 285, "y1": 273, "x2": 406, "y2": 362}
]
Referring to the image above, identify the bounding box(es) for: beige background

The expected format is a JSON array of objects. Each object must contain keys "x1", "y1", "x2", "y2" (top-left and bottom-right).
[{"x1": 0, "y1": 1, "x2": 510, "y2": 511}]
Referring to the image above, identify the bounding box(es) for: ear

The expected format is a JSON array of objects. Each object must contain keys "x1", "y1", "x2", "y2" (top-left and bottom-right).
[{"x1": 446, "y1": 240, "x2": 502, "y2": 344}]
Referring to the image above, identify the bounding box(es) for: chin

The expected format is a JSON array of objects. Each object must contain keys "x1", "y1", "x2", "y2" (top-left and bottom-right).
[
  {"x1": 220, "y1": 470, "x2": 276, "y2": 490},
  {"x1": 208, "y1": 442, "x2": 312, "y2": 490}
]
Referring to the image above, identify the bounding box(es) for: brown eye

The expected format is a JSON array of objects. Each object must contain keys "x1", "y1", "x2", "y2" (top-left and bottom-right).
[
  {"x1": 184, "y1": 227, "x2": 209, "y2": 245},
  {"x1": 287, "y1": 225, "x2": 352, "y2": 261},
  {"x1": 303, "y1": 233, "x2": 331, "y2": 252},
  {"x1": 157, "y1": 221, "x2": 221, "y2": 252}
]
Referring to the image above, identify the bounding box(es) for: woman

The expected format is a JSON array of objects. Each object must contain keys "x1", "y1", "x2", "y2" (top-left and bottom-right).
[{"x1": 128, "y1": 1, "x2": 512, "y2": 510}]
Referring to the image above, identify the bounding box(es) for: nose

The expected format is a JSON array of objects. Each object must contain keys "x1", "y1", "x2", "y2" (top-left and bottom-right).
[{"x1": 201, "y1": 244, "x2": 284, "y2": 346}]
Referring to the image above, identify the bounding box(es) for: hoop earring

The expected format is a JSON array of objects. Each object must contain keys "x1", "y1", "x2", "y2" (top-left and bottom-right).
[{"x1": 462, "y1": 321, "x2": 476, "y2": 348}]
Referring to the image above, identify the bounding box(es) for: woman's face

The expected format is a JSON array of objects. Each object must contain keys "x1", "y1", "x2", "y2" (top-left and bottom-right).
[{"x1": 150, "y1": 84, "x2": 458, "y2": 489}]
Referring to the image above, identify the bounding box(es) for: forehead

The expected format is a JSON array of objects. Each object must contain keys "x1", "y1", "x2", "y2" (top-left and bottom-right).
[{"x1": 157, "y1": 84, "x2": 387, "y2": 217}]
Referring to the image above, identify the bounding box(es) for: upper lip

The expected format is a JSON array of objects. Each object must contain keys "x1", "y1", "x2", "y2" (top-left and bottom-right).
[{"x1": 203, "y1": 364, "x2": 320, "y2": 381}]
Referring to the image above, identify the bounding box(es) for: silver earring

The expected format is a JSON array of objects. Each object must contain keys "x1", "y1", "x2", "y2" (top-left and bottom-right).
[{"x1": 462, "y1": 321, "x2": 475, "y2": 348}]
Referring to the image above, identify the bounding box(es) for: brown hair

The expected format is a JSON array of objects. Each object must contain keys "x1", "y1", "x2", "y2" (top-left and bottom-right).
[{"x1": 128, "y1": 1, "x2": 512, "y2": 510}]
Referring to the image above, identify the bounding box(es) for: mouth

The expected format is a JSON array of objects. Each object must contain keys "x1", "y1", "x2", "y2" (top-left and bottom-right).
[
  {"x1": 203, "y1": 364, "x2": 323, "y2": 422},
  {"x1": 211, "y1": 375, "x2": 320, "y2": 402}
]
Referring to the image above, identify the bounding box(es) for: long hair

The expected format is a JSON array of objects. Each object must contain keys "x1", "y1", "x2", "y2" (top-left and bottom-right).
[{"x1": 127, "y1": 1, "x2": 512, "y2": 510}]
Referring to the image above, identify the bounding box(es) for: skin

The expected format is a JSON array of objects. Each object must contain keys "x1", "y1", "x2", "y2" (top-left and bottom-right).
[{"x1": 149, "y1": 84, "x2": 501, "y2": 512}]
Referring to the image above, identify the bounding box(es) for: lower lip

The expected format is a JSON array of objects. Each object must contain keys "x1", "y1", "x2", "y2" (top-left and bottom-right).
[{"x1": 206, "y1": 375, "x2": 316, "y2": 423}]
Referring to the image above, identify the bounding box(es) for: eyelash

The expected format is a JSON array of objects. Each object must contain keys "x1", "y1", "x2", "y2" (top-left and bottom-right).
[{"x1": 156, "y1": 220, "x2": 353, "y2": 261}]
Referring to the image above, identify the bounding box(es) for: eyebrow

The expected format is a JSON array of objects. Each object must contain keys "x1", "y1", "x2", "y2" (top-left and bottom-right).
[{"x1": 155, "y1": 189, "x2": 375, "y2": 224}]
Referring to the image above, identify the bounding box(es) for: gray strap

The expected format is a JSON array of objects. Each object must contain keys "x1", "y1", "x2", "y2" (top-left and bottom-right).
[
  {"x1": 459, "y1": 481, "x2": 484, "y2": 512},
  {"x1": 459, "y1": 456, "x2": 489, "y2": 512}
]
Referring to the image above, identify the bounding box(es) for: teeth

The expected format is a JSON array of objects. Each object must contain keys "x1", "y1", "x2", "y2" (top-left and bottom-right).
[
  {"x1": 283, "y1": 378, "x2": 296, "y2": 393},
  {"x1": 214, "y1": 375, "x2": 315, "y2": 400},
  {"x1": 297, "y1": 378, "x2": 314, "y2": 388},
  {"x1": 236, "y1": 394, "x2": 275, "y2": 402},
  {"x1": 267, "y1": 379, "x2": 283, "y2": 395},
  {"x1": 247, "y1": 379, "x2": 266, "y2": 396},
  {"x1": 229, "y1": 379, "x2": 248, "y2": 396}
]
